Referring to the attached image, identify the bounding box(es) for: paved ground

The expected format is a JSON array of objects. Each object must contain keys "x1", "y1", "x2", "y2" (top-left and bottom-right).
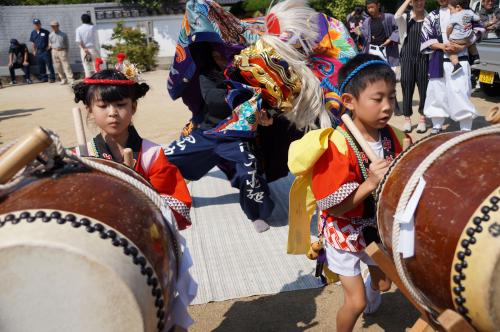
[{"x1": 1, "y1": 70, "x2": 498, "y2": 331}]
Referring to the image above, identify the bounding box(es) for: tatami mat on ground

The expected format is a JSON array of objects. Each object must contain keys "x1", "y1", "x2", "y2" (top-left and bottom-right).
[{"x1": 183, "y1": 169, "x2": 320, "y2": 305}]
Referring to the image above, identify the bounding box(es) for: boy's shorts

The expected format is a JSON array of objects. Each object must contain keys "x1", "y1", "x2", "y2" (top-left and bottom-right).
[{"x1": 325, "y1": 242, "x2": 377, "y2": 277}]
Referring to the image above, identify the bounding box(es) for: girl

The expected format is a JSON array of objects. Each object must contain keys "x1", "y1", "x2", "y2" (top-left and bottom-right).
[
  {"x1": 395, "y1": 0, "x2": 428, "y2": 133},
  {"x1": 73, "y1": 68, "x2": 192, "y2": 230},
  {"x1": 288, "y1": 54, "x2": 411, "y2": 332}
]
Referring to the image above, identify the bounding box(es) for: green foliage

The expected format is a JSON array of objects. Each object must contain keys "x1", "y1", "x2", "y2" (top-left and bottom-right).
[
  {"x1": 102, "y1": 21, "x2": 159, "y2": 71},
  {"x1": 119, "y1": 0, "x2": 161, "y2": 10},
  {"x1": 243, "y1": 0, "x2": 272, "y2": 13},
  {"x1": 425, "y1": 0, "x2": 439, "y2": 11},
  {"x1": 0, "y1": 0, "x2": 112, "y2": 4},
  {"x1": 311, "y1": 0, "x2": 365, "y2": 21}
]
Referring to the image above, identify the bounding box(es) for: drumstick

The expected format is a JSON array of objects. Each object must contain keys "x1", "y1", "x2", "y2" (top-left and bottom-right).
[
  {"x1": 0, "y1": 127, "x2": 53, "y2": 184},
  {"x1": 486, "y1": 105, "x2": 499, "y2": 124},
  {"x1": 123, "y1": 148, "x2": 134, "y2": 168},
  {"x1": 341, "y1": 113, "x2": 380, "y2": 162},
  {"x1": 403, "y1": 137, "x2": 411, "y2": 150},
  {"x1": 71, "y1": 107, "x2": 88, "y2": 156}
]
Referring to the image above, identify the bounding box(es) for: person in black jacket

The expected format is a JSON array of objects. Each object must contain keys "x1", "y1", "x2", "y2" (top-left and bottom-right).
[
  {"x1": 164, "y1": 42, "x2": 275, "y2": 233},
  {"x1": 8, "y1": 39, "x2": 32, "y2": 84}
]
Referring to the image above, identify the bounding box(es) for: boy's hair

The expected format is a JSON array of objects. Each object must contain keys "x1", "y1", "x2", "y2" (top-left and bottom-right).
[
  {"x1": 449, "y1": 0, "x2": 469, "y2": 8},
  {"x1": 73, "y1": 70, "x2": 150, "y2": 106},
  {"x1": 366, "y1": 0, "x2": 380, "y2": 5},
  {"x1": 81, "y1": 14, "x2": 92, "y2": 24},
  {"x1": 337, "y1": 53, "x2": 396, "y2": 98}
]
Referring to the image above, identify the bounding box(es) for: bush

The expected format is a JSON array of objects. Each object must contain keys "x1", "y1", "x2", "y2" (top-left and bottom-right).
[
  {"x1": 102, "y1": 21, "x2": 159, "y2": 72},
  {"x1": 310, "y1": 0, "x2": 365, "y2": 22}
]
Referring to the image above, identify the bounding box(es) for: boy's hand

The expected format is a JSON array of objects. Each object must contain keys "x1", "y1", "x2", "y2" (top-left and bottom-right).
[{"x1": 366, "y1": 159, "x2": 390, "y2": 191}]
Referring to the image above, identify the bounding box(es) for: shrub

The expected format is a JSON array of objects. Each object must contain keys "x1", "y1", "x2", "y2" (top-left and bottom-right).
[{"x1": 102, "y1": 21, "x2": 159, "y2": 72}]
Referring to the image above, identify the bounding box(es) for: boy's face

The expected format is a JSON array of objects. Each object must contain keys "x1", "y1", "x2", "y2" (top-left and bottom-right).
[
  {"x1": 343, "y1": 80, "x2": 396, "y2": 130},
  {"x1": 89, "y1": 97, "x2": 136, "y2": 137},
  {"x1": 366, "y1": 3, "x2": 381, "y2": 17}
]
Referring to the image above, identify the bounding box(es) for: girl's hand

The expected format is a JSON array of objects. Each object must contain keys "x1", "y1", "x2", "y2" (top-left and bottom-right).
[{"x1": 366, "y1": 159, "x2": 390, "y2": 191}]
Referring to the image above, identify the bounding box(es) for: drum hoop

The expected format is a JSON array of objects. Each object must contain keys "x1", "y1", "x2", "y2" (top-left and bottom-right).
[{"x1": 0, "y1": 209, "x2": 168, "y2": 331}]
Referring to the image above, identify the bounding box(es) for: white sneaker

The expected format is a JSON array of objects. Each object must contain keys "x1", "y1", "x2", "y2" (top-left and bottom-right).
[
  {"x1": 403, "y1": 120, "x2": 412, "y2": 133},
  {"x1": 364, "y1": 274, "x2": 381, "y2": 314},
  {"x1": 60, "y1": 79, "x2": 68, "y2": 85}
]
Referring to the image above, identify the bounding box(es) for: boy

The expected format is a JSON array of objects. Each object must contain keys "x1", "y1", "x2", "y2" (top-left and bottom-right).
[
  {"x1": 447, "y1": 0, "x2": 481, "y2": 74},
  {"x1": 288, "y1": 54, "x2": 410, "y2": 332}
]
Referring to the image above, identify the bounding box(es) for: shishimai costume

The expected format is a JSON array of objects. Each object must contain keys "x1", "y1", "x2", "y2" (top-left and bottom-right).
[{"x1": 165, "y1": 0, "x2": 356, "y2": 229}]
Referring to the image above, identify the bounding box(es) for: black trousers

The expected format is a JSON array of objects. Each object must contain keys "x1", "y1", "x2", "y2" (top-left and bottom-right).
[
  {"x1": 9, "y1": 63, "x2": 30, "y2": 81},
  {"x1": 400, "y1": 57, "x2": 428, "y2": 117}
]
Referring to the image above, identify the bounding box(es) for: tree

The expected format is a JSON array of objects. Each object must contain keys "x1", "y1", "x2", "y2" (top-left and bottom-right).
[
  {"x1": 310, "y1": 0, "x2": 365, "y2": 22},
  {"x1": 102, "y1": 21, "x2": 160, "y2": 71}
]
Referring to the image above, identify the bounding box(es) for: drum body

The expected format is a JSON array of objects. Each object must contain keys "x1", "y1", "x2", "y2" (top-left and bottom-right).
[
  {"x1": 377, "y1": 131, "x2": 500, "y2": 331},
  {"x1": 0, "y1": 158, "x2": 177, "y2": 332}
]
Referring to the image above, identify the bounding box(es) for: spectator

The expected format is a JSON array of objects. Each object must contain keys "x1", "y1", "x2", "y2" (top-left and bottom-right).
[
  {"x1": 75, "y1": 14, "x2": 100, "y2": 78},
  {"x1": 49, "y1": 20, "x2": 74, "y2": 85},
  {"x1": 346, "y1": 6, "x2": 368, "y2": 51},
  {"x1": 8, "y1": 39, "x2": 32, "y2": 85},
  {"x1": 447, "y1": 0, "x2": 481, "y2": 75},
  {"x1": 479, "y1": 0, "x2": 500, "y2": 39},
  {"x1": 395, "y1": 0, "x2": 428, "y2": 133},
  {"x1": 30, "y1": 19, "x2": 55, "y2": 83},
  {"x1": 420, "y1": 0, "x2": 477, "y2": 133},
  {"x1": 361, "y1": 0, "x2": 400, "y2": 69}
]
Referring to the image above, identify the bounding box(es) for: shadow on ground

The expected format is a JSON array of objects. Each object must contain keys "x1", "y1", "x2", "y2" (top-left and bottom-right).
[
  {"x1": 0, "y1": 108, "x2": 43, "y2": 122},
  {"x1": 192, "y1": 193, "x2": 240, "y2": 208},
  {"x1": 213, "y1": 273, "x2": 323, "y2": 332},
  {"x1": 362, "y1": 290, "x2": 420, "y2": 331}
]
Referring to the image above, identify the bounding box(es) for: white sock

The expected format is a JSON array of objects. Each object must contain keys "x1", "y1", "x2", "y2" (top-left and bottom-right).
[
  {"x1": 460, "y1": 117, "x2": 473, "y2": 131},
  {"x1": 431, "y1": 117, "x2": 445, "y2": 129}
]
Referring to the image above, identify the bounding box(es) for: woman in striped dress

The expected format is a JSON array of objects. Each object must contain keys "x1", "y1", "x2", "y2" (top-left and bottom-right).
[{"x1": 396, "y1": 0, "x2": 429, "y2": 133}]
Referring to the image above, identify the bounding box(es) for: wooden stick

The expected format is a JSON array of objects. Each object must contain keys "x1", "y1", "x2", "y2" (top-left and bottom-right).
[
  {"x1": 123, "y1": 148, "x2": 134, "y2": 168},
  {"x1": 341, "y1": 113, "x2": 380, "y2": 162},
  {"x1": 403, "y1": 137, "x2": 412, "y2": 150},
  {"x1": 0, "y1": 127, "x2": 52, "y2": 184},
  {"x1": 71, "y1": 107, "x2": 88, "y2": 156},
  {"x1": 437, "y1": 309, "x2": 475, "y2": 332},
  {"x1": 365, "y1": 243, "x2": 429, "y2": 319}
]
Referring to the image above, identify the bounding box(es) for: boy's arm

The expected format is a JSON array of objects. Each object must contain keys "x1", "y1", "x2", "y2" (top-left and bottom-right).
[
  {"x1": 327, "y1": 159, "x2": 389, "y2": 217},
  {"x1": 327, "y1": 181, "x2": 375, "y2": 216}
]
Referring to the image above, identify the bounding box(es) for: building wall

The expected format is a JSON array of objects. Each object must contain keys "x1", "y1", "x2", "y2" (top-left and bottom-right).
[
  {"x1": 95, "y1": 15, "x2": 183, "y2": 64},
  {"x1": 0, "y1": 4, "x2": 182, "y2": 71}
]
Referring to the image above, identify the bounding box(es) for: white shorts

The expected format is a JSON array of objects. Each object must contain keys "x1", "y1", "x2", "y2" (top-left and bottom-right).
[{"x1": 325, "y1": 243, "x2": 377, "y2": 277}]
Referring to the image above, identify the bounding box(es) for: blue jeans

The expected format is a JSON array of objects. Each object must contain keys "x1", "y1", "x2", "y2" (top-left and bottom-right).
[
  {"x1": 164, "y1": 128, "x2": 275, "y2": 221},
  {"x1": 36, "y1": 51, "x2": 55, "y2": 81},
  {"x1": 9, "y1": 63, "x2": 30, "y2": 81}
]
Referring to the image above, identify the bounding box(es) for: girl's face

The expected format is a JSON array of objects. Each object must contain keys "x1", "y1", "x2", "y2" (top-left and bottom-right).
[
  {"x1": 342, "y1": 79, "x2": 396, "y2": 130},
  {"x1": 89, "y1": 97, "x2": 136, "y2": 137}
]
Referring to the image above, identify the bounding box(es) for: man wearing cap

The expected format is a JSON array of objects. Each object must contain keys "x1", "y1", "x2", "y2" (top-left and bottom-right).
[
  {"x1": 30, "y1": 18, "x2": 56, "y2": 83},
  {"x1": 8, "y1": 39, "x2": 32, "y2": 85},
  {"x1": 49, "y1": 21, "x2": 74, "y2": 85},
  {"x1": 75, "y1": 13, "x2": 99, "y2": 78}
]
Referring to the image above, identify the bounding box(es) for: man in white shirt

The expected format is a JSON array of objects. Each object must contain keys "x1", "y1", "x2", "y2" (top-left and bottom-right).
[{"x1": 75, "y1": 13, "x2": 100, "y2": 78}]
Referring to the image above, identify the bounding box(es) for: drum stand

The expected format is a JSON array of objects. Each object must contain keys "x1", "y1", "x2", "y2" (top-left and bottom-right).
[{"x1": 366, "y1": 243, "x2": 476, "y2": 332}]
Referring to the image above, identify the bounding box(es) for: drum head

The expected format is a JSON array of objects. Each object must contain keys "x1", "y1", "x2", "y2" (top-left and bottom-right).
[{"x1": 0, "y1": 210, "x2": 158, "y2": 332}]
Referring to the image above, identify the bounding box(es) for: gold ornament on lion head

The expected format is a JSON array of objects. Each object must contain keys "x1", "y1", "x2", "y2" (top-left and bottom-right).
[{"x1": 232, "y1": 39, "x2": 301, "y2": 111}]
